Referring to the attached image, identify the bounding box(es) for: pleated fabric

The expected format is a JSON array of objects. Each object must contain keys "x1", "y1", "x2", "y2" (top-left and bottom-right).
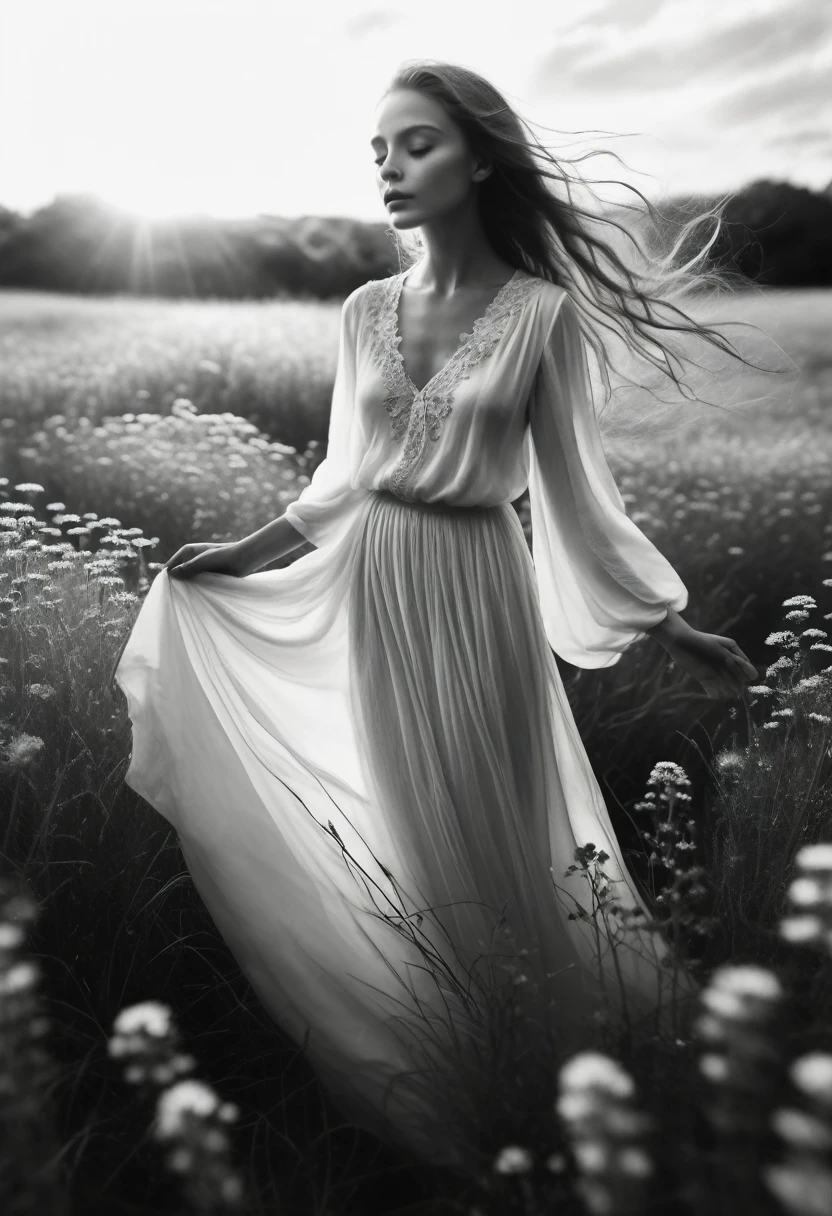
[{"x1": 114, "y1": 487, "x2": 694, "y2": 1171}]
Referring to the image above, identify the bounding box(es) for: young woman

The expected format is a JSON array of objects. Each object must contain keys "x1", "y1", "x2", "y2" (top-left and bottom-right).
[{"x1": 114, "y1": 61, "x2": 760, "y2": 1169}]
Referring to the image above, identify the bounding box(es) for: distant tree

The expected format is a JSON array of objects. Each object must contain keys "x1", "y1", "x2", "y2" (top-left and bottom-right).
[{"x1": 0, "y1": 179, "x2": 827, "y2": 296}]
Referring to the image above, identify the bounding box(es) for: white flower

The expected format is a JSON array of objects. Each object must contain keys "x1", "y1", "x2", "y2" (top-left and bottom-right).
[
  {"x1": 772, "y1": 1108, "x2": 832, "y2": 1151},
  {"x1": 711, "y1": 964, "x2": 781, "y2": 1001},
  {"x1": 796, "y1": 676, "x2": 825, "y2": 692},
  {"x1": 617, "y1": 1146, "x2": 653, "y2": 1177},
  {"x1": 493, "y1": 1144, "x2": 534, "y2": 1174},
  {"x1": 0, "y1": 923, "x2": 25, "y2": 949},
  {"x1": 573, "y1": 1140, "x2": 609, "y2": 1174},
  {"x1": 765, "y1": 631, "x2": 798, "y2": 647},
  {"x1": 790, "y1": 1053, "x2": 832, "y2": 1103},
  {"x1": 780, "y1": 915, "x2": 823, "y2": 942},
  {"x1": 559, "y1": 1051, "x2": 636, "y2": 1099},
  {"x1": 154, "y1": 1079, "x2": 220, "y2": 1140},
  {"x1": 764, "y1": 1162, "x2": 832, "y2": 1216},
  {"x1": 2, "y1": 733, "x2": 45, "y2": 769},
  {"x1": 796, "y1": 843, "x2": 832, "y2": 871},
  {"x1": 788, "y1": 877, "x2": 824, "y2": 907},
  {"x1": 699, "y1": 1053, "x2": 730, "y2": 1082},
  {"x1": 557, "y1": 1090, "x2": 597, "y2": 1121},
  {"x1": 701, "y1": 988, "x2": 747, "y2": 1020},
  {"x1": 113, "y1": 1000, "x2": 173, "y2": 1038},
  {"x1": 0, "y1": 960, "x2": 39, "y2": 993}
]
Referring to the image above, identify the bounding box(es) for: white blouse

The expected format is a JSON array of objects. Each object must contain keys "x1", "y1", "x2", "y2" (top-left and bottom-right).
[{"x1": 284, "y1": 265, "x2": 688, "y2": 668}]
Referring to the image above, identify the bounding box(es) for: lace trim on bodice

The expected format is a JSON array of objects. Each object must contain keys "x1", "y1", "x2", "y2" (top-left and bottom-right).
[{"x1": 364, "y1": 269, "x2": 546, "y2": 501}]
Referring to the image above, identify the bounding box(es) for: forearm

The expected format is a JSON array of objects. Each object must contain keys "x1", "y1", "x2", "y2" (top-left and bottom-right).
[
  {"x1": 233, "y1": 513, "x2": 308, "y2": 575},
  {"x1": 646, "y1": 605, "x2": 693, "y2": 649}
]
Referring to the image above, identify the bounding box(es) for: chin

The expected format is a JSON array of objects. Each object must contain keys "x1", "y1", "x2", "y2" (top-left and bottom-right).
[{"x1": 387, "y1": 211, "x2": 421, "y2": 230}]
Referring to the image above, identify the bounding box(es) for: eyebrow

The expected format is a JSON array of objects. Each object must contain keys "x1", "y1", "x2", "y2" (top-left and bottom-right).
[{"x1": 370, "y1": 123, "x2": 444, "y2": 148}]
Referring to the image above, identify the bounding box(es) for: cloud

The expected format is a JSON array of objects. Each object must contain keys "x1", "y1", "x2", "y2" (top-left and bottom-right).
[
  {"x1": 766, "y1": 126, "x2": 832, "y2": 150},
  {"x1": 343, "y1": 11, "x2": 402, "y2": 39},
  {"x1": 533, "y1": 0, "x2": 831, "y2": 95},
  {"x1": 713, "y1": 60, "x2": 832, "y2": 125}
]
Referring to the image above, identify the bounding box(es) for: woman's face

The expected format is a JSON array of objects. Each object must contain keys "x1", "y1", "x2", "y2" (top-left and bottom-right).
[{"x1": 370, "y1": 88, "x2": 490, "y2": 229}]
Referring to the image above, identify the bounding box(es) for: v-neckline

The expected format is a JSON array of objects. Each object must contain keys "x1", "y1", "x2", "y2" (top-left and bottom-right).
[{"x1": 391, "y1": 265, "x2": 522, "y2": 399}]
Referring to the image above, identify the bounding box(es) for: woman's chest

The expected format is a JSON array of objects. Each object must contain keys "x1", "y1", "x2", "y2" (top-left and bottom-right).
[{"x1": 395, "y1": 285, "x2": 511, "y2": 395}]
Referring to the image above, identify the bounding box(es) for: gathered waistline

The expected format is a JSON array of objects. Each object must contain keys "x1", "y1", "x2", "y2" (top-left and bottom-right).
[{"x1": 368, "y1": 488, "x2": 507, "y2": 516}]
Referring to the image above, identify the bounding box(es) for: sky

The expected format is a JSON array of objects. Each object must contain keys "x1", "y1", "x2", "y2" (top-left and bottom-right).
[{"x1": 1, "y1": 0, "x2": 830, "y2": 222}]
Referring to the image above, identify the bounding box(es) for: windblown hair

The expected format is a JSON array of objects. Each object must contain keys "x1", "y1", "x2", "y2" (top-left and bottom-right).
[{"x1": 379, "y1": 60, "x2": 789, "y2": 424}]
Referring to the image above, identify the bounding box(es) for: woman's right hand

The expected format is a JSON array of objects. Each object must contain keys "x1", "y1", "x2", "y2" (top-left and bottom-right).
[{"x1": 164, "y1": 541, "x2": 245, "y2": 580}]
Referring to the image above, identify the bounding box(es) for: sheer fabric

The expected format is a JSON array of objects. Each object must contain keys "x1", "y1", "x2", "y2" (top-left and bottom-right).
[{"x1": 115, "y1": 264, "x2": 692, "y2": 1170}]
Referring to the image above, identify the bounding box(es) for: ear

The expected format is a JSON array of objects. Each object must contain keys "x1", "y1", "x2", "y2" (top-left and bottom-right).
[{"x1": 472, "y1": 160, "x2": 493, "y2": 184}]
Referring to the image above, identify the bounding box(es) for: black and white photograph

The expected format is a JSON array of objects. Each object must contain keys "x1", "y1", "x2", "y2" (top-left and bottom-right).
[{"x1": 1, "y1": 2, "x2": 831, "y2": 1213}]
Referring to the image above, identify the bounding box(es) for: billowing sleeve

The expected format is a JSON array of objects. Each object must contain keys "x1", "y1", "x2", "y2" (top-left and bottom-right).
[
  {"x1": 527, "y1": 290, "x2": 688, "y2": 668},
  {"x1": 283, "y1": 286, "x2": 369, "y2": 550}
]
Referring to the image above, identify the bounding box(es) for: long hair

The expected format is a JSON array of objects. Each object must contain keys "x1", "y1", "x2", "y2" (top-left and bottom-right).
[{"x1": 378, "y1": 60, "x2": 791, "y2": 428}]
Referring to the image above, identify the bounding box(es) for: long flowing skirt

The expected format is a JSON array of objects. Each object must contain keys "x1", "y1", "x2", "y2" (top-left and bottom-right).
[{"x1": 114, "y1": 489, "x2": 691, "y2": 1170}]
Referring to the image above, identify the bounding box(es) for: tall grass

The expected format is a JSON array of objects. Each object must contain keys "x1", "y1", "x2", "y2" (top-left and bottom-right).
[{"x1": 1, "y1": 286, "x2": 831, "y2": 1213}]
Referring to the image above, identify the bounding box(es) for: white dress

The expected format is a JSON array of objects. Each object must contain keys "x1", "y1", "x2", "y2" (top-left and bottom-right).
[{"x1": 114, "y1": 265, "x2": 690, "y2": 1169}]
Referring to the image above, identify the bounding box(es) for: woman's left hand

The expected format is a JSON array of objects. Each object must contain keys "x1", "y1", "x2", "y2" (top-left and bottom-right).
[{"x1": 660, "y1": 627, "x2": 759, "y2": 700}]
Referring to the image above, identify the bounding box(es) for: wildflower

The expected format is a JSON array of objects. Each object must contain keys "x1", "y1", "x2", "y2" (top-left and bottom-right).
[
  {"x1": 0, "y1": 923, "x2": 25, "y2": 950},
  {"x1": 789, "y1": 878, "x2": 825, "y2": 906},
  {"x1": 783, "y1": 596, "x2": 817, "y2": 610},
  {"x1": 1, "y1": 733, "x2": 45, "y2": 770},
  {"x1": 780, "y1": 915, "x2": 824, "y2": 943},
  {"x1": 154, "y1": 1079, "x2": 220, "y2": 1140},
  {"x1": 715, "y1": 750, "x2": 745, "y2": 772},
  {"x1": 699, "y1": 1053, "x2": 730, "y2": 1082},
  {"x1": 557, "y1": 1050, "x2": 653, "y2": 1213},
  {"x1": 795, "y1": 844, "x2": 832, "y2": 871},
  {"x1": 796, "y1": 676, "x2": 826, "y2": 691},
  {"x1": 13, "y1": 483, "x2": 44, "y2": 494},
  {"x1": 26, "y1": 683, "x2": 56, "y2": 700},
  {"x1": 559, "y1": 1052, "x2": 636, "y2": 1100},
  {"x1": 493, "y1": 1144, "x2": 534, "y2": 1175},
  {"x1": 747, "y1": 684, "x2": 774, "y2": 695},
  {"x1": 0, "y1": 960, "x2": 39, "y2": 994},
  {"x1": 791, "y1": 1053, "x2": 832, "y2": 1104},
  {"x1": 772, "y1": 1108, "x2": 832, "y2": 1151},
  {"x1": 765, "y1": 631, "x2": 799, "y2": 648},
  {"x1": 113, "y1": 1000, "x2": 173, "y2": 1038}
]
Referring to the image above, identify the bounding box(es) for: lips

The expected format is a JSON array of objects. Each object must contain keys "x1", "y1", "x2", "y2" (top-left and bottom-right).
[{"x1": 385, "y1": 193, "x2": 412, "y2": 204}]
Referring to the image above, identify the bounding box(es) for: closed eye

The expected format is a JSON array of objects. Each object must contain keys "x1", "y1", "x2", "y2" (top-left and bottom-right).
[{"x1": 374, "y1": 147, "x2": 432, "y2": 166}]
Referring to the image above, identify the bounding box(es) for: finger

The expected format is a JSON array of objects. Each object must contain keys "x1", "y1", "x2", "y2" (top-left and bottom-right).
[
  {"x1": 725, "y1": 652, "x2": 758, "y2": 680},
  {"x1": 725, "y1": 641, "x2": 757, "y2": 675}
]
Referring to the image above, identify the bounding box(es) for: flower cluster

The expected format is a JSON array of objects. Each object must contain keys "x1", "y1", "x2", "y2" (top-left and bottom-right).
[
  {"x1": 556, "y1": 1051, "x2": 654, "y2": 1215},
  {"x1": 632, "y1": 761, "x2": 717, "y2": 950},
  {"x1": 0, "y1": 874, "x2": 64, "y2": 1208},
  {"x1": 109, "y1": 1000, "x2": 245, "y2": 1212},
  {"x1": 695, "y1": 964, "x2": 785, "y2": 1136},
  {"x1": 764, "y1": 1052, "x2": 832, "y2": 1216},
  {"x1": 779, "y1": 843, "x2": 832, "y2": 952}
]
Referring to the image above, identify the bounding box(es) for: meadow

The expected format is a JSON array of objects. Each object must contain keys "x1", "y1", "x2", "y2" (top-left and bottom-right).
[{"x1": 0, "y1": 284, "x2": 831, "y2": 1215}]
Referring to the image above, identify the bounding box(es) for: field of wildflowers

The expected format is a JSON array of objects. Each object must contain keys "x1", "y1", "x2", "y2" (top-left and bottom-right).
[{"x1": 0, "y1": 286, "x2": 831, "y2": 1215}]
